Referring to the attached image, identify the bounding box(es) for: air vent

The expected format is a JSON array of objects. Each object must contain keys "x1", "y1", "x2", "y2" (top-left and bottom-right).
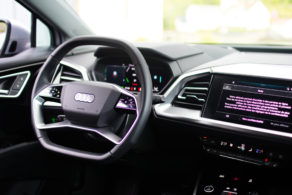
[
  {"x1": 52, "y1": 63, "x2": 85, "y2": 84},
  {"x1": 173, "y1": 75, "x2": 211, "y2": 110}
]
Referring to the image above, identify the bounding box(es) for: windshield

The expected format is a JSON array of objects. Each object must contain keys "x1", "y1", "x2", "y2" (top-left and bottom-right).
[{"x1": 66, "y1": 0, "x2": 292, "y2": 45}]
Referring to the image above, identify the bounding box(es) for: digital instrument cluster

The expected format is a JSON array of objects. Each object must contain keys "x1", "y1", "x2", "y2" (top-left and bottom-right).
[{"x1": 104, "y1": 64, "x2": 168, "y2": 93}]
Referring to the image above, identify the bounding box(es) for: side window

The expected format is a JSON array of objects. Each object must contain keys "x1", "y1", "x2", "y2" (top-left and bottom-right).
[
  {"x1": 0, "y1": 0, "x2": 52, "y2": 56},
  {"x1": 0, "y1": 0, "x2": 31, "y2": 34},
  {"x1": 36, "y1": 19, "x2": 51, "y2": 47}
]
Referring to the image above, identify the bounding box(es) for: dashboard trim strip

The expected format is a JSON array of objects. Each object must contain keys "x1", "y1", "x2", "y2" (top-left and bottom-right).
[{"x1": 154, "y1": 103, "x2": 292, "y2": 139}]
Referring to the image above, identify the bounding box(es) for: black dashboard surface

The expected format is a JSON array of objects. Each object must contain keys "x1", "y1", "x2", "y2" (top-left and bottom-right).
[{"x1": 2, "y1": 42, "x2": 292, "y2": 145}]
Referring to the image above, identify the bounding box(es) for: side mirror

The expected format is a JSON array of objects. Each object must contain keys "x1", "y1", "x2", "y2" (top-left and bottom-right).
[
  {"x1": 0, "y1": 19, "x2": 30, "y2": 57},
  {"x1": 0, "y1": 20, "x2": 9, "y2": 56}
]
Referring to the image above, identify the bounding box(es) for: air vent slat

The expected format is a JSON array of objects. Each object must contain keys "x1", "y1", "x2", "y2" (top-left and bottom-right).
[
  {"x1": 182, "y1": 92, "x2": 206, "y2": 97},
  {"x1": 173, "y1": 101, "x2": 203, "y2": 109},
  {"x1": 52, "y1": 63, "x2": 84, "y2": 84},
  {"x1": 62, "y1": 66, "x2": 83, "y2": 79},
  {"x1": 60, "y1": 76, "x2": 82, "y2": 82},
  {"x1": 62, "y1": 71, "x2": 82, "y2": 78},
  {"x1": 173, "y1": 75, "x2": 211, "y2": 110}
]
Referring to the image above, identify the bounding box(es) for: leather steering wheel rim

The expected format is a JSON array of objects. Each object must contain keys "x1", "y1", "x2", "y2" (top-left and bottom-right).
[{"x1": 31, "y1": 36, "x2": 152, "y2": 161}]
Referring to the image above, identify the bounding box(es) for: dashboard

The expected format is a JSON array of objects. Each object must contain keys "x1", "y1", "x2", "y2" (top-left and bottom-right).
[
  {"x1": 53, "y1": 46, "x2": 292, "y2": 143},
  {"x1": 74, "y1": 45, "x2": 292, "y2": 167},
  {"x1": 2, "y1": 42, "x2": 292, "y2": 167},
  {"x1": 6, "y1": 44, "x2": 291, "y2": 145}
]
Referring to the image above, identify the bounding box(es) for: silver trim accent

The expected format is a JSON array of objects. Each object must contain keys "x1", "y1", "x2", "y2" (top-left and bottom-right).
[
  {"x1": 52, "y1": 60, "x2": 89, "y2": 84},
  {"x1": 0, "y1": 62, "x2": 43, "y2": 74},
  {"x1": 74, "y1": 92, "x2": 95, "y2": 103},
  {"x1": 220, "y1": 190, "x2": 237, "y2": 195},
  {"x1": 60, "y1": 76, "x2": 82, "y2": 82},
  {"x1": 36, "y1": 120, "x2": 122, "y2": 144},
  {"x1": 219, "y1": 155, "x2": 262, "y2": 166},
  {"x1": 154, "y1": 103, "x2": 292, "y2": 139},
  {"x1": 163, "y1": 68, "x2": 211, "y2": 101},
  {"x1": 183, "y1": 87, "x2": 208, "y2": 91},
  {"x1": 0, "y1": 90, "x2": 9, "y2": 95},
  {"x1": 0, "y1": 71, "x2": 31, "y2": 98},
  {"x1": 177, "y1": 86, "x2": 208, "y2": 102},
  {"x1": 154, "y1": 63, "x2": 292, "y2": 140},
  {"x1": 203, "y1": 185, "x2": 214, "y2": 193},
  {"x1": 184, "y1": 95, "x2": 205, "y2": 102},
  {"x1": 43, "y1": 101, "x2": 62, "y2": 107}
]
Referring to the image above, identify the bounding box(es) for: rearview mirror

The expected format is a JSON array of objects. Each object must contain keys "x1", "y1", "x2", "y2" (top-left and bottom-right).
[{"x1": 0, "y1": 19, "x2": 30, "y2": 57}]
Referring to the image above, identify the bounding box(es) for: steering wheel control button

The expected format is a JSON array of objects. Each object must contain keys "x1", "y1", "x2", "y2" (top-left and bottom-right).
[
  {"x1": 49, "y1": 87, "x2": 61, "y2": 98},
  {"x1": 12, "y1": 74, "x2": 28, "y2": 90},
  {"x1": 204, "y1": 185, "x2": 215, "y2": 193},
  {"x1": 115, "y1": 95, "x2": 136, "y2": 112}
]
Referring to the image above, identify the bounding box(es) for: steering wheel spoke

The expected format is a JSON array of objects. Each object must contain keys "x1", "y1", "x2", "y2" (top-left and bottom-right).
[
  {"x1": 37, "y1": 120, "x2": 122, "y2": 144},
  {"x1": 33, "y1": 82, "x2": 138, "y2": 145},
  {"x1": 43, "y1": 101, "x2": 62, "y2": 108}
]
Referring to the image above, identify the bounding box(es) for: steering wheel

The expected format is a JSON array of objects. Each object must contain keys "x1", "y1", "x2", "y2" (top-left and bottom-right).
[{"x1": 31, "y1": 36, "x2": 153, "y2": 161}]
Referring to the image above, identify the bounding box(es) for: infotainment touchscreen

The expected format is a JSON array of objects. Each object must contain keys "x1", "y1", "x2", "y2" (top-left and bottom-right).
[{"x1": 203, "y1": 75, "x2": 292, "y2": 132}]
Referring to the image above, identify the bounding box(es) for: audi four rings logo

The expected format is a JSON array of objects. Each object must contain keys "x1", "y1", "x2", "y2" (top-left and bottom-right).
[{"x1": 74, "y1": 93, "x2": 95, "y2": 103}]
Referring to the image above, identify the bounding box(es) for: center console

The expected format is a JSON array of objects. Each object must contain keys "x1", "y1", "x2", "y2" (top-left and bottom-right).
[
  {"x1": 193, "y1": 168, "x2": 262, "y2": 195},
  {"x1": 198, "y1": 74, "x2": 292, "y2": 166},
  {"x1": 192, "y1": 74, "x2": 292, "y2": 194}
]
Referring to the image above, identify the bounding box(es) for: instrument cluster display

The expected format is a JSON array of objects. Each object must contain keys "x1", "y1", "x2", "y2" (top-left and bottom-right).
[{"x1": 104, "y1": 64, "x2": 168, "y2": 93}]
